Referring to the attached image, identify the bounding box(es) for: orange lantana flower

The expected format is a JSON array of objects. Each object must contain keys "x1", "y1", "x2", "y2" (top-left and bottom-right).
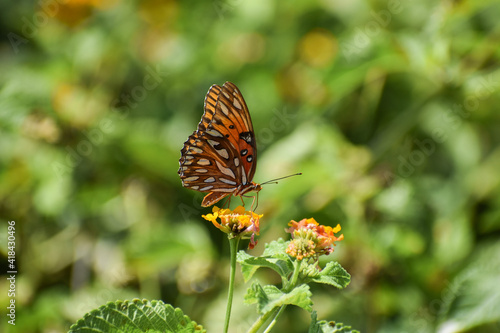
[{"x1": 285, "y1": 218, "x2": 344, "y2": 260}]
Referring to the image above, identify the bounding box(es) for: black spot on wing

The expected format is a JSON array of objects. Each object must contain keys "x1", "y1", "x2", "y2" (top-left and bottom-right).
[{"x1": 239, "y1": 131, "x2": 253, "y2": 144}]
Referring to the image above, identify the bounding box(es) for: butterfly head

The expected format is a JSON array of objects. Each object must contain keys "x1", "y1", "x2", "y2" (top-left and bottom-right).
[
  {"x1": 252, "y1": 182, "x2": 262, "y2": 193},
  {"x1": 235, "y1": 181, "x2": 261, "y2": 196}
]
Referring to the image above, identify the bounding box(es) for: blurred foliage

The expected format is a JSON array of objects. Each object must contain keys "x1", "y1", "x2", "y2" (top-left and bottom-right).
[{"x1": 1, "y1": 0, "x2": 500, "y2": 332}]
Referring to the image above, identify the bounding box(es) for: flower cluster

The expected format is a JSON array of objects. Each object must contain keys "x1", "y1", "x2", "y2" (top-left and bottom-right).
[
  {"x1": 202, "y1": 206, "x2": 263, "y2": 249},
  {"x1": 285, "y1": 218, "x2": 344, "y2": 260}
]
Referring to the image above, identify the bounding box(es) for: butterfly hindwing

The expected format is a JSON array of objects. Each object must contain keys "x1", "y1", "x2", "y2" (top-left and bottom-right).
[{"x1": 179, "y1": 132, "x2": 237, "y2": 192}]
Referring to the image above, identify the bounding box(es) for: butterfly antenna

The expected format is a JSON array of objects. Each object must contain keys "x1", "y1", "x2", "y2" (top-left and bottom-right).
[{"x1": 261, "y1": 173, "x2": 302, "y2": 185}]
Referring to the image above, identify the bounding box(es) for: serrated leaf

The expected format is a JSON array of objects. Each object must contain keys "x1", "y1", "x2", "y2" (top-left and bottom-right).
[
  {"x1": 312, "y1": 262, "x2": 351, "y2": 289},
  {"x1": 244, "y1": 282, "x2": 279, "y2": 313},
  {"x1": 236, "y1": 250, "x2": 253, "y2": 262},
  {"x1": 309, "y1": 311, "x2": 360, "y2": 333},
  {"x1": 244, "y1": 282, "x2": 313, "y2": 314},
  {"x1": 68, "y1": 299, "x2": 205, "y2": 333},
  {"x1": 237, "y1": 249, "x2": 293, "y2": 282}
]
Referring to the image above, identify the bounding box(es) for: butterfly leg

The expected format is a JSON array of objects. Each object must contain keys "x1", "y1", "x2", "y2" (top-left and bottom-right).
[
  {"x1": 253, "y1": 192, "x2": 259, "y2": 212},
  {"x1": 222, "y1": 196, "x2": 232, "y2": 208},
  {"x1": 241, "y1": 194, "x2": 253, "y2": 210},
  {"x1": 240, "y1": 192, "x2": 259, "y2": 211}
]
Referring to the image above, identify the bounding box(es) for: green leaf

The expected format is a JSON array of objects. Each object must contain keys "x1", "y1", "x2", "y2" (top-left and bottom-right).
[
  {"x1": 237, "y1": 246, "x2": 294, "y2": 282},
  {"x1": 262, "y1": 239, "x2": 290, "y2": 260},
  {"x1": 244, "y1": 282, "x2": 313, "y2": 314},
  {"x1": 244, "y1": 282, "x2": 279, "y2": 313},
  {"x1": 309, "y1": 311, "x2": 360, "y2": 333},
  {"x1": 68, "y1": 299, "x2": 205, "y2": 333},
  {"x1": 237, "y1": 251, "x2": 260, "y2": 281},
  {"x1": 311, "y1": 262, "x2": 351, "y2": 289},
  {"x1": 238, "y1": 255, "x2": 293, "y2": 282}
]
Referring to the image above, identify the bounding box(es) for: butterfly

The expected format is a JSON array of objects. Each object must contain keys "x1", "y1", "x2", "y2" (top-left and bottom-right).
[{"x1": 178, "y1": 82, "x2": 262, "y2": 207}]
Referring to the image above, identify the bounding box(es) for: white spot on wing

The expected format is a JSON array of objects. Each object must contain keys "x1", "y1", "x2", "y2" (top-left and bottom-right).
[
  {"x1": 196, "y1": 168, "x2": 208, "y2": 173},
  {"x1": 189, "y1": 147, "x2": 203, "y2": 154},
  {"x1": 233, "y1": 99, "x2": 242, "y2": 109},
  {"x1": 204, "y1": 177, "x2": 216, "y2": 183},
  {"x1": 217, "y1": 148, "x2": 229, "y2": 159},
  {"x1": 215, "y1": 188, "x2": 236, "y2": 193},
  {"x1": 220, "y1": 103, "x2": 229, "y2": 116},
  {"x1": 206, "y1": 129, "x2": 223, "y2": 137},
  {"x1": 234, "y1": 157, "x2": 240, "y2": 167},
  {"x1": 223, "y1": 91, "x2": 230, "y2": 99},
  {"x1": 208, "y1": 139, "x2": 220, "y2": 148},
  {"x1": 184, "y1": 176, "x2": 199, "y2": 182},
  {"x1": 216, "y1": 161, "x2": 236, "y2": 179},
  {"x1": 220, "y1": 178, "x2": 237, "y2": 186},
  {"x1": 241, "y1": 166, "x2": 247, "y2": 185},
  {"x1": 197, "y1": 159, "x2": 211, "y2": 166},
  {"x1": 191, "y1": 185, "x2": 199, "y2": 190},
  {"x1": 200, "y1": 185, "x2": 214, "y2": 191}
]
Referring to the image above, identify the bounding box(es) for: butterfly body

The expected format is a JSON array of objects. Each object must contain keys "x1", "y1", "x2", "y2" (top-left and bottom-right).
[{"x1": 178, "y1": 82, "x2": 261, "y2": 207}]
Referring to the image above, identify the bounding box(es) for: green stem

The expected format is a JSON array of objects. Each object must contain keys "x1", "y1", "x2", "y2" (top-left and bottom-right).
[
  {"x1": 247, "y1": 259, "x2": 303, "y2": 333},
  {"x1": 246, "y1": 308, "x2": 279, "y2": 333},
  {"x1": 262, "y1": 305, "x2": 287, "y2": 333},
  {"x1": 224, "y1": 235, "x2": 240, "y2": 333},
  {"x1": 284, "y1": 259, "x2": 302, "y2": 292}
]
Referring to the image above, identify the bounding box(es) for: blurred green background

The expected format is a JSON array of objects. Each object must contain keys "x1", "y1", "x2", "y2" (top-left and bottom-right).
[{"x1": 1, "y1": 0, "x2": 500, "y2": 332}]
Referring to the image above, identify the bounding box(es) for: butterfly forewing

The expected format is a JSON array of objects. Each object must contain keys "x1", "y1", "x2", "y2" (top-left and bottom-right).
[
  {"x1": 207, "y1": 82, "x2": 257, "y2": 182},
  {"x1": 178, "y1": 82, "x2": 260, "y2": 207},
  {"x1": 197, "y1": 84, "x2": 221, "y2": 133}
]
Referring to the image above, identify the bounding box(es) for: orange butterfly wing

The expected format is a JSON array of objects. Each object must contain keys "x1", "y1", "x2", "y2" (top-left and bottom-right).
[{"x1": 178, "y1": 82, "x2": 261, "y2": 207}]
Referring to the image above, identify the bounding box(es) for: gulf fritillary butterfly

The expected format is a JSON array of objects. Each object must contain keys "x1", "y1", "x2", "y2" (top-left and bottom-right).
[{"x1": 178, "y1": 82, "x2": 262, "y2": 207}]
